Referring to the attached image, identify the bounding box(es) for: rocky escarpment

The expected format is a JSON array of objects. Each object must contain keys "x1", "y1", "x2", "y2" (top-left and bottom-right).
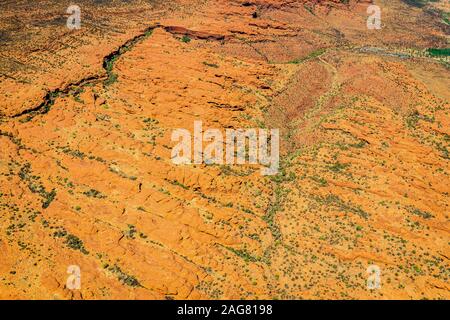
[{"x1": 0, "y1": 0, "x2": 448, "y2": 299}]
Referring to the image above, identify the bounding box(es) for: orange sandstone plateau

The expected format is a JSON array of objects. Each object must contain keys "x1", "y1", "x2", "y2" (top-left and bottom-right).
[{"x1": 0, "y1": 0, "x2": 449, "y2": 299}]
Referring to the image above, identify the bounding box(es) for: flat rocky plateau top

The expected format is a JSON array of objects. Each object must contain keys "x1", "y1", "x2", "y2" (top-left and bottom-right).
[{"x1": 0, "y1": 0, "x2": 449, "y2": 299}]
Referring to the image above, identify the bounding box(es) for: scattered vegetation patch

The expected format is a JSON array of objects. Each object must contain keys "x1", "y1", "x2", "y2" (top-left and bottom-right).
[
  {"x1": 108, "y1": 264, "x2": 141, "y2": 287},
  {"x1": 328, "y1": 162, "x2": 349, "y2": 173},
  {"x1": 58, "y1": 146, "x2": 86, "y2": 159},
  {"x1": 124, "y1": 224, "x2": 137, "y2": 239},
  {"x1": 18, "y1": 163, "x2": 57, "y2": 209},
  {"x1": 181, "y1": 35, "x2": 191, "y2": 43},
  {"x1": 65, "y1": 234, "x2": 89, "y2": 255},
  {"x1": 225, "y1": 246, "x2": 260, "y2": 263},
  {"x1": 219, "y1": 165, "x2": 254, "y2": 177},
  {"x1": 168, "y1": 179, "x2": 189, "y2": 190},
  {"x1": 406, "y1": 109, "x2": 434, "y2": 129},
  {"x1": 310, "y1": 175, "x2": 328, "y2": 187},
  {"x1": 287, "y1": 48, "x2": 326, "y2": 64},
  {"x1": 203, "y1": 61, "x2": 219, "y2": 68},
  {"x1": 441, "y1": 12, "x2": 450, "y2": 25},
  {"x1": 315, "y1": 194, "x2": 369, "y2": 219},
  {"x1": 406, "y1": 206, "x2": 434, "y2": 219},
  {"x1": 263, "y1": 185, "x2": 286, "y2": 240},
  {"x1": 83, "y1": 188, "x2": 106, "y2": 199}
]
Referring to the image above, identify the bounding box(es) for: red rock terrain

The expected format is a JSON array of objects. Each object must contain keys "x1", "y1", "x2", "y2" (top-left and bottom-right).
[{"x1": 0, "y1": 0, "x2": 449, "y2": 299}]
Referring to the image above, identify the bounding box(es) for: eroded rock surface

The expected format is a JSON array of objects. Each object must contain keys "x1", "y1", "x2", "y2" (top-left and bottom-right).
[{"x1": 0, "y1": 0, "x2": 449, "y2": 299}]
